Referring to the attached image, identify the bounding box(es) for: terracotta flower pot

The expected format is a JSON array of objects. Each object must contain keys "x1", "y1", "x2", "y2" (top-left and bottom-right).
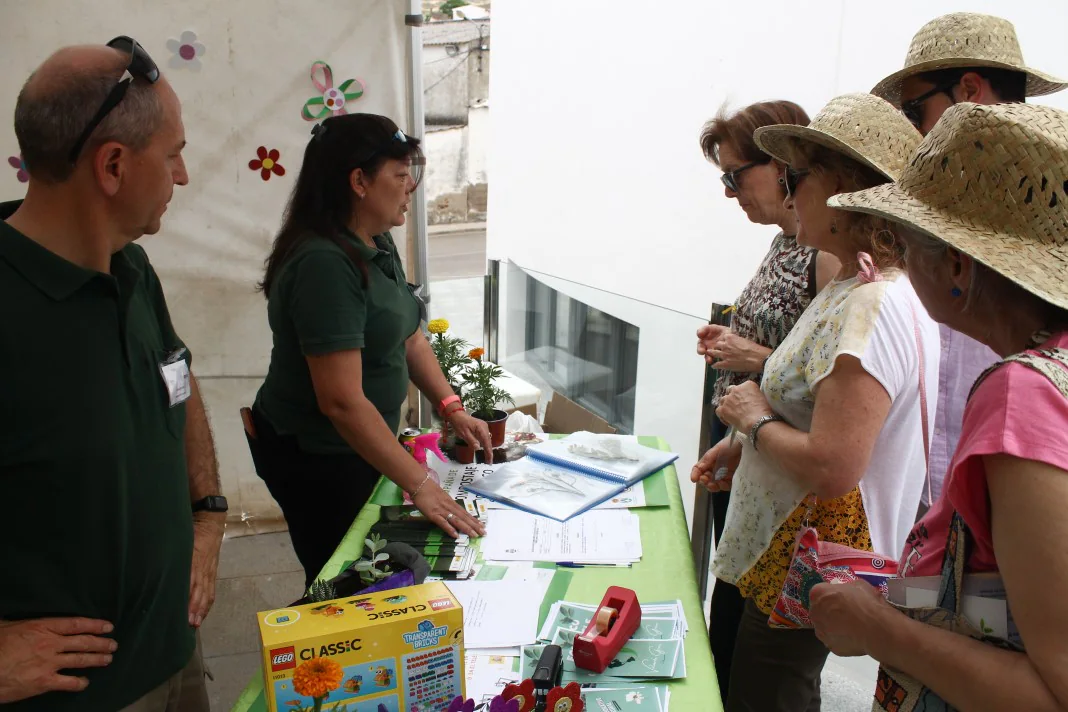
[
  {"x1": 454, "y1": 441, "x2": 477, "y2": 464},
  {"x1": 477, "y1": 409, "x2": 509, "y2": 448}
]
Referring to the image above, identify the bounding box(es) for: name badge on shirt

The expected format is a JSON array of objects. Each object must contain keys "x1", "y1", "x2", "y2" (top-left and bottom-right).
[{"x1": 159, "y1": 348, "x2": 191, "y2": 407}]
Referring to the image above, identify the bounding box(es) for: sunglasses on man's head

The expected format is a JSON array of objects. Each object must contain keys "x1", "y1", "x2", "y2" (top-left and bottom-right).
[
  {"x1": 68, "y1": 36, "x2": 160, "y2": 163},
  {"x1": 900, "y1": 83, "x2": 957, "y2": 130},
  {"x1": 720, "y1": 160, "x2": 765, "y2": 193},
  {"x1": 784, "y1": 167, "x2": 810, "y2": 198}
]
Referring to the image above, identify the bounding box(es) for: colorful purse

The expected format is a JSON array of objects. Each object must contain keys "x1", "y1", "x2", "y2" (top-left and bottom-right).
[
  {"x1": 770, "y1": 286, "x2": 931, "y2": 629},
  {"x1": 873, "y1": 347, "x2": 1068, "y2": 711},
  {"x1": 770, "y1": 511, "x2": 898, "y2": 628}
]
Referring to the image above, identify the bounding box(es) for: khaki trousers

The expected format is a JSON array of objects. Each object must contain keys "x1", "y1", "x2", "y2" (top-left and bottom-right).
[{"x1": 119, "y1": 632, "x2": 210, "y2": 712}]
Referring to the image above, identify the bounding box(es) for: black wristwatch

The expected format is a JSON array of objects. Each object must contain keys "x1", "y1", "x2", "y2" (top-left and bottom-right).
[{"x1": 192, "y1": 495, "x2": 228, "y2": 513}]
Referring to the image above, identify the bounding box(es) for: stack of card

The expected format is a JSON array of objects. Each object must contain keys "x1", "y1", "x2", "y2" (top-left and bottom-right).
[
  {"x1": 523, "y1": 599, "x2": 688, "y2": 685},
  {"x1": 372, "y1": 504, "x2": 483, "y2": 579}
]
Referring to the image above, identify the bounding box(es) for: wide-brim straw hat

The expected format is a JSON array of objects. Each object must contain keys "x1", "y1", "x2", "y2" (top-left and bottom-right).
[
  {"x1": 829, "y1": 102, "x2": 1068, "y2": 312},
  {"x1": 754, "y1": 93, "x2": 923, "y2": 181},
  {"x1": 872, "y1": 12, "x2": 1068, "y2": 106}
]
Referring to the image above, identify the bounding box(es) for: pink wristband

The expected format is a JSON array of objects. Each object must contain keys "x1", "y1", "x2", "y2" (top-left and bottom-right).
[{"x1": 438, "y1": 394, "x2": 462, "y2": 417}]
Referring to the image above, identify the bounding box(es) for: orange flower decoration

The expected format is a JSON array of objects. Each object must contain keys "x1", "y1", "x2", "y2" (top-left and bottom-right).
[
  {"x1": 501, "y1": 679, "x2": 536, "y2": 712},
  {"x1": 249, "y1": 146, "x2": 285, "y2": 181},
  {"x1": 545, "y1": 682, "x2": 584, "y2": 712},
  {"x1": 292, "y1": 658, "x2": 344, "y2": 700},
  {"x1": 469, "y1": 347, "x2": 485, "y2": 360}
]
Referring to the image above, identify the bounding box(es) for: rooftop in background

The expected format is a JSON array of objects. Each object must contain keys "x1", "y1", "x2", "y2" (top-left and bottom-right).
[{"x1": 423, "y1": 18, "x2": 491, "y2": 46}]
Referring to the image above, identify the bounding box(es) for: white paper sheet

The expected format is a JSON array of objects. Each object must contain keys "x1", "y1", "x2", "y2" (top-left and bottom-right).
[
  {"x1": 464, "y1": 653, "x2": 521, "y2": 704},
  {"x1": 444, "y1": 580, "x2": 545, "y2": 649},
  {"x1": 480, "y1": 509, "x2": 642, "y2": 563}
]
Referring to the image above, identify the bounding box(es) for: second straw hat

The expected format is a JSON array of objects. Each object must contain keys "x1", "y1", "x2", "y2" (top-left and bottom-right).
[
  {"x1": 829, "y1": 102, "x2": 1068, "y2": 312},
  {"x1": 754, "y1": 93, "x2": 922, "y2": 181},
  {"x1": 871, "y1": 12, "x2": 1068, "y2": 106}
]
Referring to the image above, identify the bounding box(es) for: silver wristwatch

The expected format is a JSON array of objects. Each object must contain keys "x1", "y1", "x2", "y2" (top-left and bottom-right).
[{"x1": 749, "y1": 414, "x2": 785, "y2": 452}]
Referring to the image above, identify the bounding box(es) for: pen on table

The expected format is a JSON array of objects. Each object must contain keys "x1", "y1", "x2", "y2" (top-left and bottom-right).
[{"x1": 555, "y1": 562, "x2": 631, "y2": 569}]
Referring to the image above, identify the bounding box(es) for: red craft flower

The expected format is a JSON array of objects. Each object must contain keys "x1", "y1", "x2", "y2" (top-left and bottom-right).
[
  {"x1": 501, "y1": 679, "x2": 536, "y2": 712},
  {"x1": 545, "y1": 682, "x2": 584, "y2": 712},
  {"x1": 249, "y1": 146, "x2": 285, "y2": 181}
]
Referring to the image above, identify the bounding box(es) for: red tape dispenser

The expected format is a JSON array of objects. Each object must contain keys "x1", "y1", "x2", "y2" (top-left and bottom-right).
[{"x1": 572, "y1": 586, "x2": 640, "y2": 673}]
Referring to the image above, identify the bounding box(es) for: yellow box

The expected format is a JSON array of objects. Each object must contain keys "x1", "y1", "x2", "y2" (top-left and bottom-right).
[{"x1": 257, "y1": 582, "x2": 465, "y2": 712}]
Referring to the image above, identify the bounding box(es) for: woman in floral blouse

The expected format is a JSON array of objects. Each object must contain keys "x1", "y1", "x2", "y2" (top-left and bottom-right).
[
  {"x1": 692, "y1": 94, "x2": 938, "y2": 711},
  {"x1": 695, "y1": 100, "x2": 839, "y2": 701}
]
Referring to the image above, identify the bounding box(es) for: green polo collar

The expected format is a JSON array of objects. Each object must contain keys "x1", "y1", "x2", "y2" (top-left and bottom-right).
[
  {"x1": 0, "y1": 200, "x2": 140, "y2": 301},
  {"x1": 343, "y1": 229, "x2": 390, "y2": 261}
]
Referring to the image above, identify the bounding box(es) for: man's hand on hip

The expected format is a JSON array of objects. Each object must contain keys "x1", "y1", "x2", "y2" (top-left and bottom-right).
[
  {"x1": 188, "y1": 515, "x2": 224, "y2": 628},
  {"x1": 0, "y1": 617, "x2": 116, "y2": 703}
]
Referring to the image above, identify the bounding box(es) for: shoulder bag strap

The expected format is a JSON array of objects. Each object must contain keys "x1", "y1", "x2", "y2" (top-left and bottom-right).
[{"x1": 908, "y1": 302, "x2": 932, "y2": 505}]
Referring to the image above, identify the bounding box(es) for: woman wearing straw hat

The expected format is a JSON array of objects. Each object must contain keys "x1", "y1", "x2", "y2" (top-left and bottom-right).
[
  {"x1": 693, "y1": 99, "x2": 839, "y2": 700},
  {"x1": 692, "y1": 93, "x2": 937, "y2": 710},
  {"x1": 808, "y1": 102, "x2": 1068, "y2": 711},
  {"x1": 871, "y1": 11, "x2": 1068, "y2": 517}
]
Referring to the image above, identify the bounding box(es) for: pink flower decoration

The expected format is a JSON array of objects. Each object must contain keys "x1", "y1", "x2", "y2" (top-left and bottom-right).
[{"x1": 8, "y1": 155, "x2": 27, "y2": 183}]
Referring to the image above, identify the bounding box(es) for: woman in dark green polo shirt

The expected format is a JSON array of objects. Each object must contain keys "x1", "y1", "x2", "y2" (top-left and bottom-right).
[{"x1": 248, "y1": 113, "x2": 489, "y2": 587}]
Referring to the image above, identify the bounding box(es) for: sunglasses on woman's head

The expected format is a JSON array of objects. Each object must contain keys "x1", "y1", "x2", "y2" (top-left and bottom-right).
[
  {"x1": 720, "y1": 160, "x2": 765, "y2": 193},
  {"x1": 784, "y1": 167, "x2": 810, "y2": 198},
  {"x1": 68, "y1": 36, "x2": 160, "y2": 163}
]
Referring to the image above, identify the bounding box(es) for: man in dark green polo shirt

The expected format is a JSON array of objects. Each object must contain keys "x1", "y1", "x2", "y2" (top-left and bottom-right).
[{"x1": 0, "y1": 41, "x2": 223, "y2": 712}]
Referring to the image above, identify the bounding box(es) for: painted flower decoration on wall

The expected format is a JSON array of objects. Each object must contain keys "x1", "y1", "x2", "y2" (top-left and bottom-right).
[
  {"x1": 167, "y1": 30, "x2": 206, "y2": 71},
  {"x1": 545, "y1": 682, "x2": 584, "y2": 712},
  {"x1": 249, "y1": 147, "x2": 285, "y2": 181},
  {"x1": 8, "y1": 155, "x2": 28, "y2": 183}
]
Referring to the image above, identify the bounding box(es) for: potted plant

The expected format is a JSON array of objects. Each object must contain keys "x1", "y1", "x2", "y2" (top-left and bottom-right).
[
  {"x1": 460, "y1": 347, "x2": 515, "y2": 448},
  {"x1": 427, "y1": 318, "x2": 471, "y2": 397}
]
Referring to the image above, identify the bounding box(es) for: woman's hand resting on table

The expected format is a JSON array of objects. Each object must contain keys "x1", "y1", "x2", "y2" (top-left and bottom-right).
[
  {"x1": 716, "y1": 381, "x2": 775, "y2": 434},
  {"x1": 691, "y1": 435, "x2": 743, "y2": 492},
  {"x1": 412, "y1": 479, "x2": 486, "y2": 538},
  {"x1": 446, "y1": 409, "x2": 495, "y2": 464}
]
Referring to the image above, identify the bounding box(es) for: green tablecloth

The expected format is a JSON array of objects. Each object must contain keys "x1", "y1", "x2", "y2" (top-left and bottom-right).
[{"x1": 231, "y1": 436, "x2": 720, "y2": 711}]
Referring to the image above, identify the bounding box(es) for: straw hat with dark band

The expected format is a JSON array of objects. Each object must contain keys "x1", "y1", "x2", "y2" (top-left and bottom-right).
[
  {"x1": 754, "y1": 93, "x2": 923, "y2": 181},
  {"x1": 829, "y1": 102, "x2": 1068, "y2": 312},
  {"x1": 872, "y1": 12, "x2": 1068, "y2": 106}
]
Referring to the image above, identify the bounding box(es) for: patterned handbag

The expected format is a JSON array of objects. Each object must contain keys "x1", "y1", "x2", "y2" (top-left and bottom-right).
[
  {"x1": 873, "y1": 347, "x2": 1068, "y2": 711},
  {"x1": 769, "y1": 508, "x2": 898, "y2": 628},
  {"x1": 770, "y1": 296, "x2": 930, "y2": 629}
]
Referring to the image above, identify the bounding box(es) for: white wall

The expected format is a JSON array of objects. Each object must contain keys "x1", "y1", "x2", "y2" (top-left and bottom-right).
[
  {"x1": 425, "y1": 125, "x2": 468, "y2": 197},
  {"x1": 467, "y1": 103, "x2": 489, "y2": 185},
  {"x1": 0, "y1": 0, "x2": 412, "y2": 535},
  {"x1": 487, "y1": 0, "x2": 1068, "y2": 531}
]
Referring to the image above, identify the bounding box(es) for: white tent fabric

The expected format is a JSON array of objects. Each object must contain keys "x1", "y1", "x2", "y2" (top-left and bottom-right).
[{"x1": 0, "y1": 0, "x2": 414, "y2": 535}]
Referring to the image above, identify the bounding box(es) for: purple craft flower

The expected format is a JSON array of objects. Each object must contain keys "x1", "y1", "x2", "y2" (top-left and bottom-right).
[
  {"x1": 8, "y1": 155, "x2": 27, "y2": 183},
  {"x1": 447, "y1": 696, "x2": 475, "y2": 712},
  {"x1": 489, "y1": 697, "x2": 520, "y2": 712},
  {"x1": 167, "y1": 30, "x2": 206, "y2": 71}
]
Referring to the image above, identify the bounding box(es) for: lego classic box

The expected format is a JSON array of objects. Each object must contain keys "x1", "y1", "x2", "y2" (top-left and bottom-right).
[{"x1": 257, "y1": 582, "x2": 465, "y2": 712}]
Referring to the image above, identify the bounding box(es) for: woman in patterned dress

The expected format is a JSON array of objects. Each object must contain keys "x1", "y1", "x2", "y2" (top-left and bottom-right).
[
  {"x1": 694, "y1": 100, "x2": 840, "y2": 702},
  {"x1": 807, "y1": 103, "x2": 1068, "y2": 712},
  {"x1": 692, "y1": 94, "x2": 938, "y2": 711}
]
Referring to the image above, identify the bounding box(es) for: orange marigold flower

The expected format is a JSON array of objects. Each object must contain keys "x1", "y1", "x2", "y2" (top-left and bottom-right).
[
  {"x1": 292, "y1": 658, "x2": 344, "y2": 699},
  {"x1": 469, "y1": 347, "x2": 485, "y2": 360}
]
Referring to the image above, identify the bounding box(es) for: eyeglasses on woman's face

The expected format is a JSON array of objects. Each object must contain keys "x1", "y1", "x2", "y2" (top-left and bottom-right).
[
  {"x1": 784, "y1": 166, "x2": 811, "y2": 198},
  {"x1": 720, "y1": 160, "x2": 765, "y2": 193}
]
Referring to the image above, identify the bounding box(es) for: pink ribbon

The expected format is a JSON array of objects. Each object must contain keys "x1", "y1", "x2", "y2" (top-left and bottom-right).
[{"x1": 857, "y1": 252, "x2": 883, "y2": 284}]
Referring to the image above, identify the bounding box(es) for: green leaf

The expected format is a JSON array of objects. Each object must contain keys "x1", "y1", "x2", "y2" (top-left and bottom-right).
[{"x1": 374, "y1": 553, "x2": 389, "y2": 563}]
